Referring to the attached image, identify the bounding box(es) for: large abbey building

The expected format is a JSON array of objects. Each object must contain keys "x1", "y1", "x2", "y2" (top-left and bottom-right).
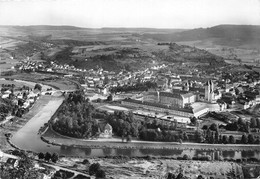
[
  {"x1": 122, "y1": 80, "x2": 221, "y2": 118},
  {"x1": 143, "y1": 90, "x2": 196, "y2": 108}
]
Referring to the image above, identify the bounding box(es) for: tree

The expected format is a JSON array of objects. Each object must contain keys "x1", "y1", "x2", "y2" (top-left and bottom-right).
[
  {"x1": 250, "y1": 118, "x2": 257, "y2": 128},
  {"x1": 257, "y1": 118, "x2": 260, "y2": 129},
  {"x1": 228, "y1": 135, "x2": 235, "y2": 144},
  {"x1": 190, "y1": 117, "x2": 197, "y2": 125},
  {"x1": 241, "y1": 134, "x2": 248, "y2": 144},
  {"x1": 126, "y1": 134, "x2": 132, "y2": 142},
  {"x1": 197, "y1": 175, "x2": 204, "y2": 179},
  {"x1": 215, "y1": 130, "x2": 219, "y2": 143},
  {"x1": 96, "y1": 98, "x2": 102, "y2": 103},
  {"x1": 96, "y1": 169, "x2": 106, "y2": 179},
  {"x1": 238, "y1": 117, "x2": 245, "y2": 126},
  {"x1": 209, "y1": 123, "x2": 218, "y2": 131},
  {"x1": 38, "y1": 152, "x2": 44, "y2": 160},
  {"x1": 195, "y1": 130, "x2": 204, "y2": 143},
  {"x1": 51, "y1": 153, "x2": 59, "y2": 163},
  {"x1": 44, "y1": 152, "x2": 52, "y2": 162},
  {"x1": 176, "y1": 173, "x2": 184, "y2": 179},
  {"x1": 107, "y1": 94, "x2": 113, "y2": 101},
  {"x1": 34, "y1": 83, "x2": 42, "y2": 91},
  {"x1": 89, "y1": 163, "x2": 101, "y2": 176},
  {"x1": 167, "y1": 172, "x2": 176, "y2": 179},
  {"x1": 202, "y1": 125, "x2": 208, "y2": 130},
  {"x1": 248, "y1": 134, "x2": 255, "y2": 144},
  {"x1": 183, "y1": 132, "x2": 189, "y2": 141},
  {"x1": 222, "y1": 135, "x2": 228, "y2": 144}
]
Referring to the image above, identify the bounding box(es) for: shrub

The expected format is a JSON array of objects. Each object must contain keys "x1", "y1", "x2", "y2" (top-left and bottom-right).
[
  {"x1": 182, "y1": 154, "x2": 190, "y2": 160},
  {"x1": 89, "y1": 163, "x2": 101, "y2": 176},
  {"x1": 96, "y1": 169, "x2": 106, "y2": 179}
]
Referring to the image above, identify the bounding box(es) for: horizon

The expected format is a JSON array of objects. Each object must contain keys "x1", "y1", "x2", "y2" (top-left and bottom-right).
[
  {"x1": 0, "y1": 0, "x2": 260, "y2": 29},
  {"x1": 1, "y1": 23, "x2": 260, "y2": 30}
]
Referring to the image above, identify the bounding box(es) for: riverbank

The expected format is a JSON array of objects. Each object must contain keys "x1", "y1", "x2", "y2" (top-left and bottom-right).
[
  {"x1": 0, "y1": 95, "x2": 55, "y2": 151},
  {"x1": 42, "y1": 127, "x2": 260, "y2": 152},
  {"x1": 10, "y1": 96, "x2": 63, "y2": 152}
]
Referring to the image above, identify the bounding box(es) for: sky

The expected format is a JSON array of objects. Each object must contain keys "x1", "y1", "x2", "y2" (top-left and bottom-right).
[{"x1": 0, "y1": 0, "x2": 260, "y2": 29}]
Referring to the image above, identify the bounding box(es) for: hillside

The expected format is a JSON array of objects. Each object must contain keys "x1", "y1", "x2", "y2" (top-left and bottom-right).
[
  {"x1": 144, "y1": 25, "x2": 260, "y2": 47},
  {"x1": 0, "y1": 25, "x2": 227, "y2": 72},
  {"x1": 48, "y1": 41, "x2": 226, "y2": 72}
]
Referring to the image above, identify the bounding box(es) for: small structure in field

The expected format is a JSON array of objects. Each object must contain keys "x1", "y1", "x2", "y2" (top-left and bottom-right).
[{"x1": 99, "y1": 123, "x2": 113, "y2": 138}]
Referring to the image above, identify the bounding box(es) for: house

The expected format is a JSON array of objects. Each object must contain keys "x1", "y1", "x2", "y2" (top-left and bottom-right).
[
  {"x1": 6, "y1": 158, "x2": 19, "y2": 168},
  {"x1": 99, "y1": 123, "x2": 113, "y2": 138}
]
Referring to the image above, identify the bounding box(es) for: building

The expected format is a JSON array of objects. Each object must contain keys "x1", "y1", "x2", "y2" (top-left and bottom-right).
[
  {"x1": 121, "y1": 98, "x2": 208, "y2": 118},
  {"x1": 99, "y1": 123, "x2": 113, "y2": 138},
  {"x1": 205, "y1": 80, "x2": 214, "y2": 102},
  {"x1": 143, "y1": 90, "x2": 197, "y2": 108}
]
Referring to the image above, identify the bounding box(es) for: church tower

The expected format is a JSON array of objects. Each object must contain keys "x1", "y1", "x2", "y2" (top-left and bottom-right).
[{"x1": 205, "y1": 80, "x2": 214, "y2": 102}]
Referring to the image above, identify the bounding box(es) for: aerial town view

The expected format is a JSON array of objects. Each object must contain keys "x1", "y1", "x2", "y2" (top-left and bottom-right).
[{"x1": 1, "y1": 0, "x2": 260, "y2": 178}]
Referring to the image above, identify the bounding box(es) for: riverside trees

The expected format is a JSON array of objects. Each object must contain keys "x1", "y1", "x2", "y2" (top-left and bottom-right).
[{"x1": 52, "y1": 92, "x2": 99, "y2": 139}]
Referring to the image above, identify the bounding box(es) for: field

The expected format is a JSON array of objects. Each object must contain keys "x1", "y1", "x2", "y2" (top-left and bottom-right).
[
  {"x1": 177, "y1": 39, "x2": 260, "y2": 65},
  {"x1": 0, "y1": 49, "x2": 19, "y2": 73},
  {"x1": 0, "y1": 78, "x2": 34, "y2": 89},
  {"x1": 6, "y1": 72, "x2": 78, "y2": 90}
]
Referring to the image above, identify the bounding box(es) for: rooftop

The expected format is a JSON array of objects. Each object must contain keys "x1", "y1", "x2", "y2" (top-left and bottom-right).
[{"x1": 122, "y1": 98, "x2": 194, "y2": 113}]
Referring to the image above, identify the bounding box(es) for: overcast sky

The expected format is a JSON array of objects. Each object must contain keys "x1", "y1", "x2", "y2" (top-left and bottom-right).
[{"x1": 0, "y1": 0, "x2": 260, "y2": 28}]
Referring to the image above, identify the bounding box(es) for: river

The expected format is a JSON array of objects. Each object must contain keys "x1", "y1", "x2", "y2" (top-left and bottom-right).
[{"x1": 10, "y1": 96, "x2": 260, "y2": 160}]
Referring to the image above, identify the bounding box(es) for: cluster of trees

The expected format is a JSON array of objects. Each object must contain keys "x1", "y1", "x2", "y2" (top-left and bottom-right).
[
  {"x1": 38, "y1": 152, "x2": 59, "y2": 163},
  {"x1": 240, "y1": 134, "x2": 260, "y2": 144},
  {"x1": 89, "y1": 163, "x2": 106, "y2": 179},
  {"x1": 224, "y1": 117, "x2": 259, "y2": 132},
  {"x1": 0, "y1": 98, "x2": 14, "y2": 121},
  {"x1": 106, "y1": 111, "x2": 203, "y2": 143},
  {"x1": 106, "y1": 111, "x2": 140, "y2": 139},
  {"x1": 52, "y1": 92, "x2": 100, "y2": 139},
  {"x1": 202, "y1": 123, "x2": 260, "y2": 144},
  {"x1": 139, "y1": 129, "x2": 186, "y2": 142},
  {"x1": 0, "y1": 97, "x2": 29, "y2": 120},
  {"x1": 0, "y1": 151, "x2": 39, "y2": 179},
  {"x1": 110, "y1": 81, "x2": 157, "y2": 94}
]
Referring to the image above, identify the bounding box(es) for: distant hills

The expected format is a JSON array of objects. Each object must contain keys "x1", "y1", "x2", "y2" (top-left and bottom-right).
[
  {"x1": 11, "y1": 25, "x2": 85, "y2": 31},
  {"x1": 0, "y1": 25, "x2": 186, "y2": 34},
  {"x1": 143, "y1": 25, "x2": 260, "y2": 48}
]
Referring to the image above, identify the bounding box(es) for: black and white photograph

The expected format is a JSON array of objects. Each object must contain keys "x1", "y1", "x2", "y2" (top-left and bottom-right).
[{"x1": 0, "y1": 0, "x2": 260, "y2": 178}]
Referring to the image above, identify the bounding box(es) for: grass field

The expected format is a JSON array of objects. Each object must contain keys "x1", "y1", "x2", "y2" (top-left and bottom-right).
[
  {"x1": 177, "y1": 39, "x2": 260, "y2": 65},
  {"x1": 7, "y1": 72, "x2": 78, "y2": 90},
  {"x1": 0, "y1": 78, "x2": 35, "y2": 89}
]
